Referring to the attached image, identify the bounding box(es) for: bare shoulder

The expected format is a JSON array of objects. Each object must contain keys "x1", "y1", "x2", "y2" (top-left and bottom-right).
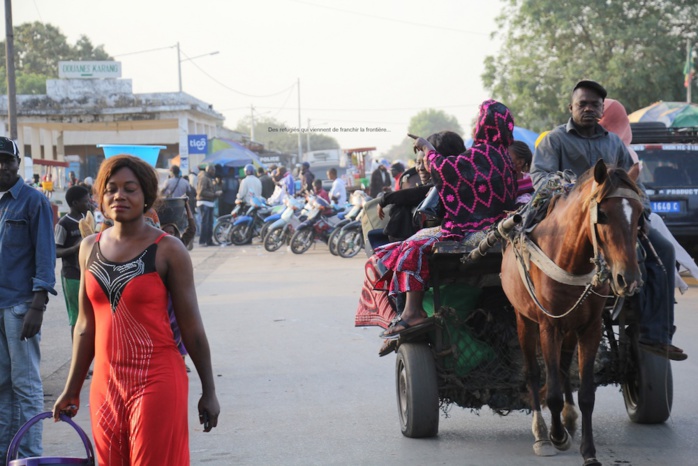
[{"x1": 157, "y1": 234, "x2": 190, "y2": 260}]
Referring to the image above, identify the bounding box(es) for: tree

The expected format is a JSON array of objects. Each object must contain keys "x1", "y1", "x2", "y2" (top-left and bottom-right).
[
  {"x1": 408, "y1": 109, "x2": 463, "y2": 139},
  {"x1": 236, "y1": 115, "x2": 340, "y2": 154},
  {"x1": 0, "y1": 22, "x2": 112, "y2": 94},
  {"x1": 482, "y1": 0, "x2": 698, "y2": 132},
  {"x1": 382, "y1": 108, "x2": 464, "y2": 161}
]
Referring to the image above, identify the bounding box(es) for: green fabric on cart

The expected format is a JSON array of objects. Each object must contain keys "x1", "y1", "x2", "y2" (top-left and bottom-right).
[{"x1": 424, "y1": 284, "x2": 496, "y2": 376}]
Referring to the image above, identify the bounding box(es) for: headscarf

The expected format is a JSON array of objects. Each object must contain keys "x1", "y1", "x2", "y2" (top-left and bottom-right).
[
  {"x1": 599, "y1": 98, "x2": 639, "y2": 163},
  {"x1": 472, "y1": 99, "x2": 515, "y2": 149},
  {"x1": 427, "y1": 99, "x2": 517, "y2": 239}
]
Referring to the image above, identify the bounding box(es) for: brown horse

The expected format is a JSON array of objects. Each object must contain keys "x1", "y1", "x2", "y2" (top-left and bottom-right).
[{"x1": 501, "y1": 160, "x2": 643, "y2": 466}]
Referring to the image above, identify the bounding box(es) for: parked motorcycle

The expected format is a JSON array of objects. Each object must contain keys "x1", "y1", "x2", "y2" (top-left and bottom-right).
[
  {"x1": 229, "y1": 196, "x2": 284, "y2": 245},
  {"x1": 212, "y1": 203, "x2": 244, "y2": 245},
  {"x1": 263, "y1": 197, "x2": 309, "y2": 252},
  {"x1": 289, "y1": 196, "x2": 345, "y2": 254},
  {"x1": 328, "y1": 190, "x2": 371, "y2": 256}
]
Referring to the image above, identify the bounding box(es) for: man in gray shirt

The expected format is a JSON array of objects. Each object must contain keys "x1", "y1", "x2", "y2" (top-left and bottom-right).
[{"x1": 531, "y1": 80, "x2": 686, "y2": 361}]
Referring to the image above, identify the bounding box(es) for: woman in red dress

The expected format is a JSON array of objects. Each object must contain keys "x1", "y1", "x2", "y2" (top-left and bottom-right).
[{"x1": 53, "y1": 155, "x2": 219, "y2": 465}]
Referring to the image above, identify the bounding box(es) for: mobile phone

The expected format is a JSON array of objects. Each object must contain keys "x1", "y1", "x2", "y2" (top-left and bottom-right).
[{"x1": 407, "y1": 133, "x2": 418, "y2": 139}]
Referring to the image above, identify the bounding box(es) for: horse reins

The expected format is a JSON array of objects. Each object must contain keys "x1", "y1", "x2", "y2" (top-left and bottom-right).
[{"x1": 512, "y1": 185, "x2": 644, "y2": 319}]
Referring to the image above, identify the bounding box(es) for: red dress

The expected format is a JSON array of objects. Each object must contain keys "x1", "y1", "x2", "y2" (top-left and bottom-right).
[{"x1": 86, "y1": 232, "x2": 189, "y2": 465}]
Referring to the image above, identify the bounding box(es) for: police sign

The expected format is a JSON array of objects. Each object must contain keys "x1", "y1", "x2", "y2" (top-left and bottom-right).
[{"x1": 188, "y1": 135, "x2": 208, "y2": 154}]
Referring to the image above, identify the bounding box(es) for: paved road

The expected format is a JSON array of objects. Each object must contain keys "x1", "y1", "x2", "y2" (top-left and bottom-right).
[{"x1": 34, "y1": 241, "x2": 698, "y2": 465}]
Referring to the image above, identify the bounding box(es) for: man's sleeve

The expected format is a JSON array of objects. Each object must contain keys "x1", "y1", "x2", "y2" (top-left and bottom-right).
[
  {"x1": 54, "y1": 222, "x2": 66, "y2": 246},
  {"x1": 32, "y1": 196, "x2": 57, "y2": 295},
  {"x1": 530, "y1": 133, "x2": 561, "y2": 191}
]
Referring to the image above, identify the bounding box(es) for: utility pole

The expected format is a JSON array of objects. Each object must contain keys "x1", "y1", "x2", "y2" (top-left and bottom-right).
[
  {"x1": 177, "y1": 42, "x2": 183, "y2": 93},
  {"x1": 306, "y1": 118, "x2": 311, "y2": 153},
  {"x1": 4, "y1": 0, "x2": 17, "y2": 141},
  {"x1": 250, "y1": 104, "x2": 255, "y2": 141},
  {"x1": 297, "y1": 78, "x2": 302, "y2": 165},
  {"x1": 687, "y1": 39, "x2": 693, "y2": 104}
]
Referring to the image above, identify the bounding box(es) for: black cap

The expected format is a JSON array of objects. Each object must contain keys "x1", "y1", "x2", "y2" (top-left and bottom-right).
[
  {"x1": 0, "y1": 137, "x2": 20, "y2": 158},
  {"x1": 573, "y1": 80, "x2": 607, "y2": 100}
]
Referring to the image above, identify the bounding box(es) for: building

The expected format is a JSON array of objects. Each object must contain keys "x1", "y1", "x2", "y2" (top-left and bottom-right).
[{"x1": 0, "y1": 67, "x2": 238, "y2": 186}]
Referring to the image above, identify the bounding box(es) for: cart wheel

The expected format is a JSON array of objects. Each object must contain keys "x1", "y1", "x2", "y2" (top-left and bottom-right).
[
  {"x1": 395, "y1": 343, "x2": 439, "y2": 438},
  {"x1": 622, "y1": 334, "x2": 673, "y2": 423}
]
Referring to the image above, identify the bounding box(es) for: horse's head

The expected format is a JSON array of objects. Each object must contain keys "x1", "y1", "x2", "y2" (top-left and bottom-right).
[{"x1": 587, "y1": 160, "x2": 644, "y2": 296}]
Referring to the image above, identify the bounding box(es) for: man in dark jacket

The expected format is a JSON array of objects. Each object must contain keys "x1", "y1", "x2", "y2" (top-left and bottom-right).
[
  {"x1": 196, "y1": 164, "x2": 221, "y2": 247},
  {"x1": 258, "y1": 167, "x2": 275, "y2": 199},
  {"x1": 369, "y1": 164, "x2": 391, "y2": 198}
]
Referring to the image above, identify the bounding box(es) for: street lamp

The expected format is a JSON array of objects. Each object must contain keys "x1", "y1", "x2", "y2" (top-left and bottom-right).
[{"x1": 177, "y1": 42, "x2": 219, "y2": 93}]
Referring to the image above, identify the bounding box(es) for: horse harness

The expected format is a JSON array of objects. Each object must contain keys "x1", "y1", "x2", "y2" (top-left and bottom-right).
[{"x1": 510, "y1": 179, "x2": 644, "y2": 319}]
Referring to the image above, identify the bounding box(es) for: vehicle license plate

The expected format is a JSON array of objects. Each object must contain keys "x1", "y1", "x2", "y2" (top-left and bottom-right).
[{"x1": 651, "y1": 201, "x2": 682, "y2": 213}]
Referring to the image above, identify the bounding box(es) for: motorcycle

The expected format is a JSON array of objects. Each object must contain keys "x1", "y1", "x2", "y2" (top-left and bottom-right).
[
  {"x1": 329, "y1": 190, "x2": 370, "y2": 258},
  {"x1": 229, "y1": 196, "x2": 284, "y2": 245},
  {"x1": 328, "y1": 191, "x2": 370, "y2": 256},
  {"x1": 211, "y1": 203, "x2": 244, "y2": 245},
  {"x1": 289, "y1": 196, "x2": 345, "y2": 254},
  {"x1": 263, "y1": 196, "x2": 309, "y2": 252}
]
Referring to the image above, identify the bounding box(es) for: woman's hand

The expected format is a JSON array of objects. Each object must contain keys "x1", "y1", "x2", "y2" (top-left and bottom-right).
[
  {"x1": 377, "y1": 204, "x2": 385, "y2": 220},
  {"x1": 198, "y1": 393, "x2": 220, "y2": 433},
  {"x1": 412, "y1": 137, "x2": 435, "y2": 155},
  {"x1": 53, "y1": 392, "x2": 80, "y2": 421}
]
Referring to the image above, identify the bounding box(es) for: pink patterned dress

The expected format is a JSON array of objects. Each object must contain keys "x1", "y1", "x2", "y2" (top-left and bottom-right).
[{"x1": 373, "y1": 100, "x2": 517, "y2": 295}]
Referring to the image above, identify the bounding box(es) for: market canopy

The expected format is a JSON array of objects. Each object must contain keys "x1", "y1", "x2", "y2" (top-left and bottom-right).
[
  {"x1": 201, "y1": 141, "x2": 266, "y2": 169},
  {"x1": 628, "y1": 101, "x2": 698, "y2": 128}
]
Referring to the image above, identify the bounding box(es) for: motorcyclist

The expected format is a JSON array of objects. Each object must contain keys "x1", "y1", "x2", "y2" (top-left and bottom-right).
[{"x1": 236, "y1": 164, "x2": 263, "y2": 205}]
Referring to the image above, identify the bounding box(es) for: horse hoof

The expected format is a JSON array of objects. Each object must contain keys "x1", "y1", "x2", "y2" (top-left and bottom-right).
[
  {"x1": 583, "y1": 458, "x2": 601, "y2": 466},
  {"x1": 550, "y1": 428, "x2": 571, "y2": 451},
  {"x1": 533, "y1": 440, "x2": 556, "y2": 456}
]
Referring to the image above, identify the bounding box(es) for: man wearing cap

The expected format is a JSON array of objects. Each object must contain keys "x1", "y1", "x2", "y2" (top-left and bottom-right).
[
  {"x1": 0, "y1": 137, "x2": 57, "y2": 459},
  {"x1": 531, "y1": 80, "x2": 686, "y2": 361}
]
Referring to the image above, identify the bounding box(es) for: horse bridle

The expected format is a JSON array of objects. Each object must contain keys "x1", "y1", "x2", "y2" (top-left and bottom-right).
[{"x1": 513, "y1": 185, "x2": 644, "y2": 319}]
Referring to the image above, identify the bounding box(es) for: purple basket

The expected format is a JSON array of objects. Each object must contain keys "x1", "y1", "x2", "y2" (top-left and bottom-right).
[{"x1": 6, "y1": 412, "x2": 95, "y2": 465}]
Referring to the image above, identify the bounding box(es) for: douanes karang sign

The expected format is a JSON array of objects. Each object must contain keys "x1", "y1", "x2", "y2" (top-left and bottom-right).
[{"x1": 58, "y1": 61, "x2": 122, "y2": 79}]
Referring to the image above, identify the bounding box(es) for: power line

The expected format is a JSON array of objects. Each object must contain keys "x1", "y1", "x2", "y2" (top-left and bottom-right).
[{"x1": 186, "y1": 58, "x2": 297, "y2": 98}]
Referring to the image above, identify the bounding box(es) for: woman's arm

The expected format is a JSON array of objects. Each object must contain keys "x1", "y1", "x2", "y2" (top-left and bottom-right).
[
  {"x1": 161, "y1": 237, "x2": 220, "y2": 431},
  {"x1": 53, "y1": 235, "x2": 97, "y2": 420}
]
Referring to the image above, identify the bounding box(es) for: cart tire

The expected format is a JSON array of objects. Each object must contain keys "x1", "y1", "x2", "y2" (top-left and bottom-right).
[
  {"x1": 230, "y1": 223, "x2": 253, "y2": 245},
  {"x1": 264, "y1": 227, "x2": 286, "y2": 252},
  {"x1": 338, "y1": 228, "x2": 364, "y2": 258},
  {"x1": 622, "y1": 336, "x2": 673, "y2": 424},
  {"x1": 395, "y1": 343, "x2": 439, "y2": 438},
  {"x1": 290, "y1": 228, "x2": 314, "y2": 254}
]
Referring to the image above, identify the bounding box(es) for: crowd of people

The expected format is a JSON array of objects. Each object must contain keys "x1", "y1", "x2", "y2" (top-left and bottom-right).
[{"x1": 1, "y1": 78, "x2": 694, "y2": 464}]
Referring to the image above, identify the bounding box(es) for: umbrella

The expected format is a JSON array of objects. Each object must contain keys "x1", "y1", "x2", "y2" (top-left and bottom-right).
[
  {"x1": 201, "y1": 141, "x2": 265, "y2": 169},
  {"x1": 628, "y1": 101, "x2": 698, "y2": 128},
  {"x1": 465, "y1": 126, "x2": 539, "y2": 153}
]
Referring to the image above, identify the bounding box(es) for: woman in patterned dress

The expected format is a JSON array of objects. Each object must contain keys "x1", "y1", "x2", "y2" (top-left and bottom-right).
[
  {"x1": 378, "y1": 100, "x2": 518, "y2": 338},
  {"x1": 53, "y1": 155, "x2": 219, "y2": 465}
]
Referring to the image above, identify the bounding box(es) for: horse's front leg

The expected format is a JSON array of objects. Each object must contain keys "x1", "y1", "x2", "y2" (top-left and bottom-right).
[
  {"x1": 516, "y1": 313, "x2": 556, "y2": 457},
  {"x1": 539, "y1": 324, "x2": 571, "y2": 452},
  {"x1": 577, "y1": 320, "x2": 603, "y2": 466},
  {"x1": 560, "y1": 332, "x2": 579, "y2": 437}
]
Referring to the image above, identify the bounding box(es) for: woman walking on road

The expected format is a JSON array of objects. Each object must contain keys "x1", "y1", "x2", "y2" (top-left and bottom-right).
[{"x1": 53, "y1": 155, "x2": 219, "y2": 466}]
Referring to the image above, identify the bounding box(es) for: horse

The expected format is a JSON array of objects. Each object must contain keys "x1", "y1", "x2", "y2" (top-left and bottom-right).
[{"x1": 500, "y1": 160, "x2": 643, "y2": 466}]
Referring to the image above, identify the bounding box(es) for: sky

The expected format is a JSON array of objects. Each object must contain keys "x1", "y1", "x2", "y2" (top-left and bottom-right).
[{"x1": 13, "y1": 0, "x2": 505, "y2": 156}]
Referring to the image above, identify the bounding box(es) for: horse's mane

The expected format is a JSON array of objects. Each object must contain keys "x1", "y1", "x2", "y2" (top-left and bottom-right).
[{"x1": 573, "y1": 165, "x2": 641, "y2": 207}]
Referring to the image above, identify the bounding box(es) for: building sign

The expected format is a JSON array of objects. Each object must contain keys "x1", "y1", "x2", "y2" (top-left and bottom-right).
[
  {"x1": 188, "y1": 134, "x2": 208, "y2": 154},
  {"x1": 58, "y1": 61, "x2": 122, "y2": 79}
]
